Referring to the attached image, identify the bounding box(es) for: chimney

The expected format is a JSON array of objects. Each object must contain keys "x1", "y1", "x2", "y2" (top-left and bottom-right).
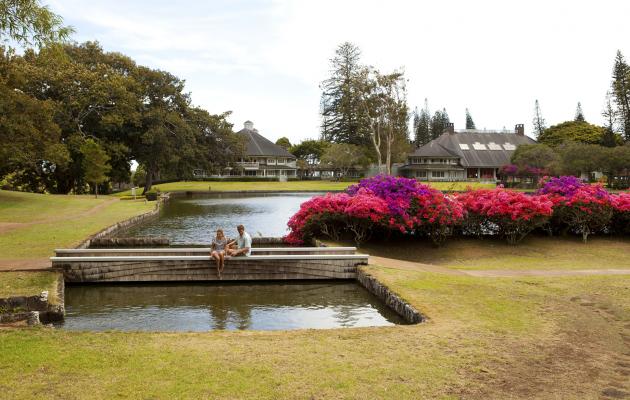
[
  {"x1": 244, "y1": 120, "x2": 254, "y2": 130},
  {"x1": 445, "y1": 122, "x2": 455, "y2": 135},
  {"x1": 515, "y1": 124, "x2": 524, "y2": 136}
]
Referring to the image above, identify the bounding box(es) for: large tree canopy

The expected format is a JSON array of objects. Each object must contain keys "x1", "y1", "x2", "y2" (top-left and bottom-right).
[
  {"x1": 0, "y1": 0, "x2": 73, "y2": 47},
  {"x1": 538, "y1": 120, "x2": 606, "y2": 147}
]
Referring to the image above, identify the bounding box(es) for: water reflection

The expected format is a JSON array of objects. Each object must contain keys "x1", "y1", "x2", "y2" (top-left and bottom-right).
[
  {"x1": 121, "y1": 193, "x2": 320, "y2": 243},
  {"x1": 59, "y1": 282, "x2": 407, "y2": 331}
]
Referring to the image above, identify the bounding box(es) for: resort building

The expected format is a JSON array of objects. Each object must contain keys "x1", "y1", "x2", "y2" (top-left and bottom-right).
[
  {"x1": 230, "y1": 121, "x2": 297, "y2": 178},
  {"x1": 400, "y1": 124, "x2": 536, "y2": 182}
]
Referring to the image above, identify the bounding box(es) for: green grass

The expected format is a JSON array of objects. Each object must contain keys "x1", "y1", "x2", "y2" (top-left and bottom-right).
[
  {"x1": 0, "y1": 272, "x2": 59, "y2": 301},
  {"x1": 1, "y1": 270, "x2": 628, "y2": 399},
  {"x1": 114, "y1": 180, "x2": 495, "y2": 196},
  {"x1": 358, "y1": 235, "x2": 630, "y2": 270},
  {"x1": 0, "y1": 190, "x2": 154, "y2": 260}
]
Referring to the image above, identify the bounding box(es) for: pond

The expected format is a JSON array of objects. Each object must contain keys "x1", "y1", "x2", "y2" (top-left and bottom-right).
[
  {"x1": 57, "y1": 282, "x2": 408, "y2": 331},
  {"x1": 121, "y1": 192, "x2": 320, "y2": 243}
]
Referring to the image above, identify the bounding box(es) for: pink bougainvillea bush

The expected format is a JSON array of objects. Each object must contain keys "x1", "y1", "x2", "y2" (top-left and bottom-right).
[
  {"x1": 283, "y1": 190, "x2": 389, "y2": 245},
  {"x1": 547, "y1": 184, "x2": 613, "y2": 242},
  {"x1": 610, "y1": 192, "x2": 630, "y2": 235},
  {"x1": 457, "y1": 188, "x2": 553, "y2": 244},
  {"x1": 409, "y1": 190, "x2": 465, "y2": 245}
]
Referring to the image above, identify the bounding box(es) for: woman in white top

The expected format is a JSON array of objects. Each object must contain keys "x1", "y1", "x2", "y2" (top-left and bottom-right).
[{"x1": 210, "y1": 229, "x2": 228, "y2": 279}]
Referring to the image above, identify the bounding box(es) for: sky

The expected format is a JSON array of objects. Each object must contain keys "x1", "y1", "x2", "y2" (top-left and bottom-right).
[{"x1": 48, "y1": 0, "x2": 630, "y2": 144}]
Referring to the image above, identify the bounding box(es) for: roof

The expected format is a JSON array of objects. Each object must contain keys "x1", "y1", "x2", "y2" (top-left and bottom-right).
[
  {"x1": 410, "y1": 131, "x2": 536, "y2": 168},
  {"x1": 408, "y1": 141, "x2": 460, "y2": 158},
  {"x1": 236, "y1": 128, "x2": 296, "y2": 158}
]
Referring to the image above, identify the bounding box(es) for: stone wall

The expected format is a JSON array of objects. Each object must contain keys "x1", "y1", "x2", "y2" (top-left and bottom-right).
[
  {"x1": 356, "y1": 267, "x2": 424, "y2": 324},
  {"x1": 0, "y1": 274, "x2": 65, "y2": 325}
]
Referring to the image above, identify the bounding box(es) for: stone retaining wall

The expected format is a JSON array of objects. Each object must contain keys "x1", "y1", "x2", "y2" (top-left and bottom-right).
[
  {"x1": 76, "y1": 194, "x2": 169, "y2": 249},
  {"x1": 356, "y1": 267, "x2": 424, "y2": 324},
  {"x1": 0, "y1": 274, "x2": 65, "y2": 325}
]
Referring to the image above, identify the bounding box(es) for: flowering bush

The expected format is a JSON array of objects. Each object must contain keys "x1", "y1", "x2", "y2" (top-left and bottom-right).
[
  {"x1": 549, "y1": 184, "x2": 613, "y2": 242},
  {"x1": 409, "y1": 191, "x2": 465, "y2": 245},
  {"x1": 610, "y1": 192, "x2": 630, "y2": 235},
  {"x1": 537, "y1": 176, "x2": 586, "y2": 197},
  {"x1": 457, "y1": 189, "x2": 553, "y2": 244},
  {"x1": 284, "y1": 193, "x2": 351, "y2": 245}
]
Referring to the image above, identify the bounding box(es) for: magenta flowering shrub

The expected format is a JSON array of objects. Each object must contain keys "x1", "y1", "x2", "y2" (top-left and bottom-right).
[
  {"x1": 410, "y1": 191, "x2": 465, "y2": 245},
  {"x1": 610, "y1": 192, "x2": 630, "y2": 235},
  {"x1": 457, "y1": 189, "x2": 553, "y2": 244},
  {"x1": 537, "y1": 176, "x2": 586, "y2": 197},
  {"x1": 548, "y1": 184, "x2": 613, "y2": 242}
]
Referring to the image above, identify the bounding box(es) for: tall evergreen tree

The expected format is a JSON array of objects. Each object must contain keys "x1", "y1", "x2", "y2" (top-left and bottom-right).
[
  {"x1": 320, "y1": 42, "x2": 366, "y2": 146},
  {"x1": 532, "y1": 99, "x2": 546, "y2": 138},
  {"x1": 574, "y1": 102, "x2": 585, "y2": 122},
  {"x1": 611, "y1": 50, "x2": 630, "y2": 142},
  {"x1": 601, "y1": 91, "x2": 618, "y2": 147},
  {"x1": 429, "y1": 108, "x2": 450, "y2": 139},
  {"x1": 413, "y1": 98, "x2": 431, "y2": 146},
  {"x1": 465, "y1": 108, "x2": 475, "y2": 129}
]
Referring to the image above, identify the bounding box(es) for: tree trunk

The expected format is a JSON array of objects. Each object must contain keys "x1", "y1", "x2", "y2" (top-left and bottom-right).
[
  {"x1": 142, "y1": 170, "x2": 154, "y2": 195},
  {"x1": 95, "y1": 183, "x2": 98, "y2": 199}
]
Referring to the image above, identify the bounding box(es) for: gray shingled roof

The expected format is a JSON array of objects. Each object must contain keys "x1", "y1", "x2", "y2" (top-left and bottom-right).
[
  {"x1": 409, "y1": 131, "x2": 536, "y2": 168},
  {"x1": 409, "y1": 141, "x2": 460, "y2": 158},
  {"x1": 236, "y1": 128, "x2": 296, "y2": 158}
]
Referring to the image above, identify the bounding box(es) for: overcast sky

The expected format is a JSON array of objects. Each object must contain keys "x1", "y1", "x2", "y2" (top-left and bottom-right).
[{"x1": 49, "y1": 0, "x2": 630, "y2": 143}]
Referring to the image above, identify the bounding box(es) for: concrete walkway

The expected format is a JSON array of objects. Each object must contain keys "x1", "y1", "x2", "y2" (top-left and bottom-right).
[{"x1": 368, "y1": 256, "x2": 630, "y2": 278}]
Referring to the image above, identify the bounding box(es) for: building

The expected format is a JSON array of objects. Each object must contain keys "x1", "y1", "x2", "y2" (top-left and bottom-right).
[
  {"x1": 229, "y1": 121, "x2": 297, "y2": 178},
  {"x1": 400, "y1": 124, "x2": 536, "y2": 182}
]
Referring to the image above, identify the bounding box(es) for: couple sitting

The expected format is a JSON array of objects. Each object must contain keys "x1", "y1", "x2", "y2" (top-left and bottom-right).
[{"x1": 210, "y1": 224, "x2": 251, "y2": 279}]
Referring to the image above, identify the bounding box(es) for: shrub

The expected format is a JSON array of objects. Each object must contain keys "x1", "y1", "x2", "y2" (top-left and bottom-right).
[
  {"x1": 457, "y1": 189, "x2": 553, "y2": 244},
  {"x1": 284, "y1": 193, "x2": 351, "y2": 245},
  {"x1": 610, "y1": 192, "x2": 630, "y2": 235},
  {"x1": 549, "y1": 185, "x2": 613, "y2": 242},
  {"x1": 145, "y1": 191, "x2": 158, "y2": 201},
  {"x1": 410, "y1": 191, "x2": 465, "y2": 246}
]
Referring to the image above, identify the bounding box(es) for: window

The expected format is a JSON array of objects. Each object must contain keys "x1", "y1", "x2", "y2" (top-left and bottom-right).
[
  {"x1": 432, "y1": 171, "x2": 445, "y2": 178},
  {"x1": 502, "y1": 143, "x2": 516, "y2": 150},
  {"x1": 488, "y1": 142, "x2": 502, "y2": 150},
  {"x1": 277, "y1": 158, "x2": 285, "y2": 164},
  {"x1": 416, "y1": 171, "x2": 427, "y2": 178},
  {"x1": 267, "y1": 158, "x2": 275, "y2": 164},
  {"x1": 459, "y1": 144, "x2": 470, "y2": 150},
  {"x1": 472, "y1": 142, "x2": 487, "y2": 150}
]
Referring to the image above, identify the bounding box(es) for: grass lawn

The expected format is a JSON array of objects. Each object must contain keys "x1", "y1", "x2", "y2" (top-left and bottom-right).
[
  {"x1": 114, "y1": 180, "x2": 495, "y2": 196},
  {"x1": 356, "y1": 235, "x2": 630, "y2": 271},
  {"x1": 0, "y1": 190, "x2": 154, "y2": 261},
  {"x1": 0, "y1": 272, "x2": 59, "y2": 301},
  {"x1": 1, "y1": 269, "x2": 628, "y2": 399}
]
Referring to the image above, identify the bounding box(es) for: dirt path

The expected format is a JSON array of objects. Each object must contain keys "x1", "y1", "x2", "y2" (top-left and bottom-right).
[
  {"x1": 369, "y1": 255, "x2": 630, "y2": 278},
  {"x1": 0, "y1": 198, "x2": 117, "y2": 235}
]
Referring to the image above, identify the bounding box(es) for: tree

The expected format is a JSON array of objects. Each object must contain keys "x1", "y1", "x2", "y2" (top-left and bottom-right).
[
  {"x1": 290, "y1": 139, "x2": 329, "y2": 177},
  {"x1": 354, "y1": 67, "x2": 408, "y2": 175},
  {"x1": 602, "y1": 91, "x2": 620, "y2": 147},
  {"x1": 574, "y1": 102, "x2": 585, "y2": 122},
  {"x1": 80, "y1": 138, "x2": 110, "y2": 198},
  {"x1": 413, "y1": 98, "x2": 431, "y2": 146},
  {"x1": 511, "y1": 144, "x2": 560, "y2": 176},
  {"x1": 538, "y1": 121, "x2": 606, "y2": 147},
  {"x1": 465, "y1": 108, "x2": 475, "y2": 129},
  {"x1": 319, "y1": 143, "x2": 365, "y2": 178},
  {"x1": 611, "y1": 50, "x2": 630, "y2": 142},
  {"x1": 0, "y1": 0, "x2": 73, "y2": 47},
  {"x1": 558, "y1": 142, "x2": 606, "y2": 178},
  {"x1": 430, "y1": 108, "x2": 449, "y2": 139},
  {"x1": 275, "y1": 137, "x2": 291, "y2": 150},
  {"x1": 320, "y1": 42, "x2": 367, "y2": 146},
  {"x1": 532, "y1": 99, "x2": 546, "y2": 138}
]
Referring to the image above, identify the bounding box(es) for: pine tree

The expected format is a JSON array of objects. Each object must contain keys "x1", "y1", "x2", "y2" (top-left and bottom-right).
[
  {"x1": 320, "y1": 42, "x2": 367, "y2": 145},
  {"x1": 611, "y1": 50, "x2": 630, "y2": 142},
  {"x1": 465, "y1": 108, "x2": 476, "y2": 129},
  {"x1": 413, "y1": 98, "x2": 431, "y2": 146},
  {"x1": 430, "y1": 108, "x2": 450, "y2": 139},
  {"x1": 532, "y1": 99, "x2": 547, "y2": 138},
  {"x1": 574, "y1": 102, "x2": 585, "y2": 122},
  {"x1": 601, "y1": 92, "x2": 618, "y2": 147}
]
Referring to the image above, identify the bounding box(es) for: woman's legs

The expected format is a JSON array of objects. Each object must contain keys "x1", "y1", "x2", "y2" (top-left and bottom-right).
[
  {"x1": 211, "y1": 250, "x2": 221, "y2": 278},
  {"x1": 219, "y1": 251, "x2": 225, "y2": 274}
]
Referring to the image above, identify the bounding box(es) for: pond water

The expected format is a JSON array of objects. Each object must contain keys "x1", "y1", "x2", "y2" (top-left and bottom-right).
[
  {"x1": 58, "y1": 282, "x2": 407, "y2": 331},
  {"x1": 121, "y1": 193, "x2": 320, "y2": 243}
]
